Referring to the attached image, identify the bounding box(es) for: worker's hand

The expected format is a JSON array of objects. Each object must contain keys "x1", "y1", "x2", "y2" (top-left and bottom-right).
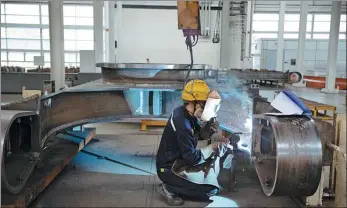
[
  {"x1": 201, "y1": 142, "x2": 228, "y2": 160},
  {"x1": 210, "y1": 142, "x2": 228, "y2": 157},
  {"x1": 200, "y1": 120, "x2": 219, "y2": 141},
  {"x1": 220, "y1": 136, "x2": 230, "y2": 144}
]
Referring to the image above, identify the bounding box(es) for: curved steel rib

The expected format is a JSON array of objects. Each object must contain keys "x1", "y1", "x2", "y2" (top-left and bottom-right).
[{"x1": 39, "y1": 90, "x2": 133, "y2": 147}]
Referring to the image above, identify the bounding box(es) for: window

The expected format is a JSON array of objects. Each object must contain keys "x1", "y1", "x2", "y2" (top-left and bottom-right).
[
  {"x1": 340, "y1": 15, "x2": 346, "y2": 32},
  {"x1": 254, "y1": 14, "x2": 279, "y2": 21},
  {"x1": 41, "y1": 16, "x2": 49, "y2": 25},
  {"x1": 253, "y1": 13, "x2": 279, "y2": 32},
  {"x1": 1, "y1": 39, "x2": 7, "y2": 49},
  {"x1": 314, "y1": 22, "x2": 330, "y2": 32},
  {"x1": 7, "y1": 39, "x2": 41, "y2": 50},
  {"x1": 25, "y1": 52, "x2": 41, "y2": 62},
  {"x1": 284, "y1": 33, "x2": 312, "y2": 39},
  {"x1": 253, "y1": 21, "x2": 278, "y2": 32},
  {"x1": 64, "y1": 29, "x2": 76, "y2": 40},
  {"x1": 42, "y1": 29, "x2": 50, "y2": 39},
  {"x1": 76, "y1": 40, "x2": 93, "y2": 50},
  {"x1": 76, "y1": 29, "x2": 93, "y2": 40},
  {"x1": 64, "y1": 40, "x2": 76, "y2": 51},
  {"x1": 1, "y1": 28, "x2": 6, "y2": 38},
  {"x1": 6, "y1": 28, "x2": 41, "y2": 39},
  {"x1": 5, "y1": 15, "x2": 40, "y2": 24},
  {"x1": 284, "y1": 22, "x2": 299, "y2": 32},
  {"x1": 65, "y1": 52, "x2": 77, "y2": 62},
  {"x1": 252, "y1": 33, "x2": 278, "y2": 40},
  {"x1": 284, "y1": 14, "x2": 313, "y2": 32},
  {"x1": 42, "y1": 40, "x2": 50, "y2": 50},
  {"x1": 44, "y1": 52, "x2": 50, "y2": 62},
  {"x1": 339, "y1": 34, "x2": 346, "y2": 39},
  {"x1": 64, "y1": 5, "x2": 93, "y2": 26},
  {"x1": 1, "y1": 2, "x2": 94, "y2": 67},
  {"x1": 8, "y1": 52, "x2": 24, "y2": 61},
  {"x1": 41, "y1": 4, "x2": 48, "y2": 16},
  {"x1": 1, "y1": 52, "x2": 7, "y2": 61},
  {"x1": 5, "y1": 4, "x2": 39, "y2": 15},
  {"x1": 315, "y1": 14, "x2": 331, "y2": 22},
  {"x1": 313, "y1": 34, "x2": 329, "y2": 39}
]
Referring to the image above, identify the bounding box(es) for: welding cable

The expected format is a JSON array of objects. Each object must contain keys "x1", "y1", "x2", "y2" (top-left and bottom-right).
[
  {"x1": 184, "y1": 35, "x2": 195, "y2": 84},
  {"x1": 80, "y1": 149, "x2": 155, "y2": 176}
]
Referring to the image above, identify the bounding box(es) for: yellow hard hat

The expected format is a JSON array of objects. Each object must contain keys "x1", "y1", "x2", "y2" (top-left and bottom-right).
[{"x1": 181, "y1": 79, "x2": 210, "y2": 101}]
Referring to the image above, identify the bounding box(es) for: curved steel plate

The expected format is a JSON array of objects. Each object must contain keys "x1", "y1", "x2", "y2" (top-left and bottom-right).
[
  {"x1": 252, "y1": 114, "x2": 322, "y2": 196},
  {"x1": 96, "y1": 63, "x2": 211, "y2": 70},
  {"x1": 1, "y1": 110, "x2": 39, "y2": 194},
  {"x1": 39, "y1": 91, "x2": 132, "y2": 147}
]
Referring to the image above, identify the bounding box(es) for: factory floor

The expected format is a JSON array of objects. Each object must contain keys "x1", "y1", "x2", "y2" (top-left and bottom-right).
[
  {"x1": 1, "y1": 85, "x2": 344, "y2": 207},
  {"x1": 30, "y1": 122, "x2": 297, "y2": 207}
]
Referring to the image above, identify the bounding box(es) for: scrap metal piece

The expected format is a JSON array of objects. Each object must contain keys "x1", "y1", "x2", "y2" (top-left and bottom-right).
[{"x1": 252, "y1": 114, "x2": 322, "y2": 196}]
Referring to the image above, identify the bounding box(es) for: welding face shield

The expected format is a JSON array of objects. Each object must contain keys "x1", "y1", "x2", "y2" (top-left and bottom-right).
[{"x1": 195, "y1": 90, "x2": 221, "y2": 123}]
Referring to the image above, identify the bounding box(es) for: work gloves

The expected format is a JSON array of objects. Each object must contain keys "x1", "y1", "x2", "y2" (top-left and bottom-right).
[
  {"x1": 200, "y1": 142, "x2": 228, "y2": 160},
  {"x1": 200, "y1": 119, "x2": 219, "y2": 141}
]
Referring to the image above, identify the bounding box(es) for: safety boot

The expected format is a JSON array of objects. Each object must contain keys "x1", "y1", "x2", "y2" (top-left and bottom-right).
[{"x1": 156, "y1": 183, "x2": 184, "y2": 206}]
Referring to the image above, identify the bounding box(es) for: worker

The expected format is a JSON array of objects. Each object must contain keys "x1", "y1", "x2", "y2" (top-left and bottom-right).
[{"x1": 156, "y1": 79, "x2": 229, "y2": 206}]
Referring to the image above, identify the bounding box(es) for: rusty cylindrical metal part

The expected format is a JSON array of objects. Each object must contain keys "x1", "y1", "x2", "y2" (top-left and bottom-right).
[{"x1": 252, "y1": 114, "x2": 322, "y2": 196}]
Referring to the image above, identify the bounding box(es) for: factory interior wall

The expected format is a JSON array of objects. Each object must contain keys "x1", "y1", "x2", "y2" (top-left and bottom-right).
[
  {"x1": 119, "y1": 8, "x2": 221, "y2": 68},
  {"x1": 252, "y1": 38, "x2": 347, "y2": 78}
]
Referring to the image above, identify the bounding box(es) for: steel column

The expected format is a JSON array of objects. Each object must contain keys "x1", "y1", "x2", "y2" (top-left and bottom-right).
[
  {"x1": 115, "y1": 1, "x2": 123, "y2": 62},
  {"x1": 49, "y1": 0, "x2": 65, "y2": 90},
  {"x1": 94, "y1": 0, "x2": 104, "y2": 73},
  {"x1": 107, "y1": 1, "x2": 116, "y2": 63},
  {"x1": 276, "y1": 1, "x2": 286, "y2": 72},
  {"x1": 322, "y1": 1, "x2": 341, "y2": 94},
  {"x1": 293, "y1": 1, "x2": 308, "y2": 88}
]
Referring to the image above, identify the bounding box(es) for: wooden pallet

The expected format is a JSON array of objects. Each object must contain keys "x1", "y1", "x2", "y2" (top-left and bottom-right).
[
  {"x1": 140, "y1": 119, "x2": 167, "y2": 131},
  {"x1": 300, "y1": 98, "x2": 336, "y2": 120}
]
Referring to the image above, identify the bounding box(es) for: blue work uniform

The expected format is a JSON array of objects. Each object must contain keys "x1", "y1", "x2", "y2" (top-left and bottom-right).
[{"x1": 156, "y1": 106, "x2": 217, "y2": 201}]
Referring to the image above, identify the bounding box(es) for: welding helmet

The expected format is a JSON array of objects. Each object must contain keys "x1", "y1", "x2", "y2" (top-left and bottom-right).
[
  {"x1": 200, "y1": 90, "x2": 221, "y2": 122},
  {"x1": 181, "y1": 79, "x2": 210, "y2": 101}
]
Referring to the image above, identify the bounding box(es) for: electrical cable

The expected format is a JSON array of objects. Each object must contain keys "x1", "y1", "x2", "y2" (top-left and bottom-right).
[{"x1": 184, "y1": 34, "x2": 198, "y2": 84}]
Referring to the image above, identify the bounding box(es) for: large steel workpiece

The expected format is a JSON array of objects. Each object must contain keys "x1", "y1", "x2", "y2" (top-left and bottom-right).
[
  {"x1": 252, "y1": 114, "x2": 323, "y2": 196},
  {"x1": 1, "y1": 110, "x2": 40, "y2": 194},
  {"x1": 97, "y1": 63, "x2": 209, "y2": 89},
  {"x1": 39, "y1": 89, "x2": 133, "y2": 147},
  {"x1": 0, "y1": 63, "x2": 314, "y2": 196}
]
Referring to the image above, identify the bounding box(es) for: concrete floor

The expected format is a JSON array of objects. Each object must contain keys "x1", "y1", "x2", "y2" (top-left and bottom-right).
[{"x1": 31, "y1": 122, "x2": 297, "y2": 207}]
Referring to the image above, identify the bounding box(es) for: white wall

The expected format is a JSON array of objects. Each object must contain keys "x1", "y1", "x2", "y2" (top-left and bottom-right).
[{"x1": 118, "y1": 8, "x2": 221, "y2": 68}]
